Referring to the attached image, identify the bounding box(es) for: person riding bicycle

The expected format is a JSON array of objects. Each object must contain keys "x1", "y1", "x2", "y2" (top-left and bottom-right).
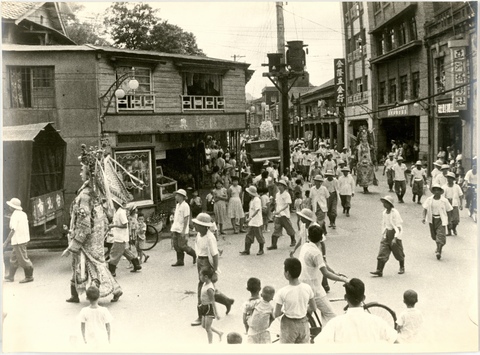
[
  {"x1": 316, "y1": 278, "x2": 398, "y2": 344},
  {"x1": 463, "y1": 160, "x2": 477, "y2": 219}
]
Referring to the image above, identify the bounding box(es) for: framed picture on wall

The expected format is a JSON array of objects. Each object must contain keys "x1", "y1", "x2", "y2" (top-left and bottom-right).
[{"x1": 113, "y1": 148, "x2": 154, "y2": 207}]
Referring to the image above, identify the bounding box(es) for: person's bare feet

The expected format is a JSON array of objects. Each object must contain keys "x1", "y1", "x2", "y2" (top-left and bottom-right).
[{"x1": 218, "y1": 331, "x2": 224, "y2": 342}]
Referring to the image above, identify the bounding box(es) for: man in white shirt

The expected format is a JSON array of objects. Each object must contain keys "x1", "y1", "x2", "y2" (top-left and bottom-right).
[
  {"x1": 432, "y1": 164, "x2": 450, "y2": 188},
  {"x1": 443, "y1": 172, "x2": 464, "y2": 236},
  {"x1": 171, "y1": 189, "x2": 196, "y2": 266},
  {"x1": 338, "y1": 167, "x2": 356, "y2": 216},
  {"x1": 393, "y1": 156, "x2": 408, "y2": 203},
  {"x1": 317, "y1": 278, "x2": 397, "y2": 344},
  {"x1": 383, "y1": 153, "x2": 397, "y2": 192},
  {"x1": 463, "y1": 161, "x2": 477, "y2": 214},
  {"x1": 267, "y1": 180, "x2": 296, "y2": 250},
  {"x1": 3, "y1": 198, "x2": 34, "y2": 283},
  {"x1": 310, "y1": 175, "x2": 330, "y2": 224},
  {"x1": 430, "y1": 159, "x2": 443, "y2": 181},
  {"x1": 240, "y1": 186, "x2": 265, "y2": 255}
]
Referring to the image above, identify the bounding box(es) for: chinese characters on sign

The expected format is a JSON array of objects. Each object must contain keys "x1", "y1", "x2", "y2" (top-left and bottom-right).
[
  {"x1": 334, "y1": 58, "x2": 346, "y2": 107},
  {"x1": 451, "y1": 47, "x2": 467, "y2": 110}
]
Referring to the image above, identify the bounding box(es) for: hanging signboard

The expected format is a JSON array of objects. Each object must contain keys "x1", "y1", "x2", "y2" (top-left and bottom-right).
[
  {"x1": 334, "y1": 58, "x2": 346, "y2": 107},
  {"x1": 449, "y1": 41, "x2": 468, "y2": 110}
]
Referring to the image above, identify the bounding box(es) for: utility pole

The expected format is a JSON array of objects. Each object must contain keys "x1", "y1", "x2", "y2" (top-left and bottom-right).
[
  {"x1": 276, "y1": 2, "x2": 290, "y2": 174},
  {"x1": 231, "y1": 54, "x2": 245, "y2": 62}
]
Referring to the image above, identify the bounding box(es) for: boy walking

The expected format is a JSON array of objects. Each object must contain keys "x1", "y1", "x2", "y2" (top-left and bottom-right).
[
  {"x1": 410, "y1": 161, "x2": 427, "y2": 204},
  {"x1": 393, "y1": 156, "x2": 408, "y2": 203},
  {"x1": 310, "y1": 175, "x2": 330, "y2": 224},
  {"x1": 370, "y1": 196, "x2": 405, "y2": 277},
  {"x1": 267, "y1": 180, "x2": 296, "y2": 250},
  {"x1": 274, "y1": 257, "x2": 316, "y2": 344},
  {"x1": 242, "y1": 277, "x2": 261, "y2": 334},
  {"x1": 240, "y1": 186, "x2": 265, "y2": 255},
  {"x1": 171, "y1": 189, "x2": 197, "y2": 267},
  {"x1": 442, "y1": 172, "x2": 463, "y2": 236},
  {"x1": 3, "y1": 198, "x2": 34, "y2": 283}
]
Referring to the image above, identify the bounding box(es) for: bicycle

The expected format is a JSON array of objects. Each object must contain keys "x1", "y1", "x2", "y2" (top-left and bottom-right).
[{"x1": 139, "y1": 224, "x2": 159, "y2": 251}]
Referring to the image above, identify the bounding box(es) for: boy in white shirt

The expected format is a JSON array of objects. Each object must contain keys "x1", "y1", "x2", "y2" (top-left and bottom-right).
[
  {"x1": 247, "y1": 286, "x2": 276, "y2": 344},
  {"x1": 410, "y1": 160, "x2": 427, "y2": 204},
  {"x1": 396, "y1": 289, "x2": 425, "y2": 344},
  {"x1": 274, "y1": 257, "x2": 316, "y2": 343},
  {"x1": 442, "y1": 172, "x2": 463, "y2": 236},
  {"x1": 240, "y1": 186, "x2": 265, "y2": 255},
  {"x1": 267, "y1": 180, "x2": 296, "y2": 250}
]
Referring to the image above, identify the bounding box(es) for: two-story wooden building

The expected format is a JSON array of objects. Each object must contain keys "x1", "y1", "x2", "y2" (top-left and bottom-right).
[{"x1": 3, "y1": 44, "x2": 252, "y2": 245}]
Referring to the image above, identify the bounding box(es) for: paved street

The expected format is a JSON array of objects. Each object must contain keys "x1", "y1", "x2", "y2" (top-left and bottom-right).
[{"x1": 2, "y1": 173, "x2": 478, "y2": 352}]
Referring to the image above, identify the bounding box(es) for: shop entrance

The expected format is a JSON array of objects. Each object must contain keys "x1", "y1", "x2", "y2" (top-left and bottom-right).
[
  {"x1": 381, "y1": 116, "x2": 419, "y2": 162},
  {"x1": 438, "y1": 118, "x2": 462, "y2": 157}
]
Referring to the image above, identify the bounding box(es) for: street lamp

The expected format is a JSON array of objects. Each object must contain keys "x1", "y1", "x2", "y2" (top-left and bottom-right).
[{"x1": 99, "y1": 67, "x2": 139, "y2": 138}]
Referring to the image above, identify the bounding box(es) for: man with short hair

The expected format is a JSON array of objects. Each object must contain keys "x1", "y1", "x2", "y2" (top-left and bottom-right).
[
  {"x1": 171, "y1": 189, "x2": 197, "y2": 267},
  {"x1": 310, "y1": 175, "x2": 330, "y2": 224},
  {"x1": 267, "y1": 180, "x2": 296, "y2": 250},
  {"x1": 383, "y1": 153, "x2": 396, "y2": 192},
  {"x1": 393, "y1": 156, "x2": 408, "y2": 203},
  {"x1": 3, "y1": 198, "x2": 34, "y2": 283},
  {"x1": 317, "y1": 278, "x2": 397, "y2": 343}
]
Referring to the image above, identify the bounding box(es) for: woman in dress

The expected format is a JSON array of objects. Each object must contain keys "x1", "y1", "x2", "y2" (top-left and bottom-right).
[
  {"x1": 213, "y1": 180, "x2": 228, "y2": 235},
  {"x1": 227, "y1": 176, "x2": 245, "y2": 234},
  {"x1": 62, "y1": 147, "x2": 123, "y2": 303}
]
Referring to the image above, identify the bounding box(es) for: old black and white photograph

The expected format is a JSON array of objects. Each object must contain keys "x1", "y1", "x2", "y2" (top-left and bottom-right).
[{"x1": 1, "y1": 0, "x2": 478, "y2": 353}]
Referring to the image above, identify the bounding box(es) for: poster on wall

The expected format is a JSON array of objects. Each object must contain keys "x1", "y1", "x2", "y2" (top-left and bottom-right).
[{"x1": 114, "y1": 149, "x2": 154, "y2": 206}]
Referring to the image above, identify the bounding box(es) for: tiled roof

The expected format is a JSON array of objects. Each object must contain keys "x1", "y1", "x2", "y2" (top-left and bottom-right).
[
  {"x1": 302, "y1": 78, "x2": 335, "y2": 96},
  {"x1": 1, "y1": 2, "x2": 42, "y2": 20}
]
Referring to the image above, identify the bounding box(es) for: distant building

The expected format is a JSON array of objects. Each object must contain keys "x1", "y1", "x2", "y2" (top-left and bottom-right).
[{"x1": 1, "y1": 1, "x2": 75, "y2": 45}]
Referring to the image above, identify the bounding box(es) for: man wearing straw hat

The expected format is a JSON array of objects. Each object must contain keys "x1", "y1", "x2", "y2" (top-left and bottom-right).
[
  {"x1": 3, "y1": 198, "x2": 34, "y2": 283},
  {"x1": 442, "y1": 172, "x2": 464, "y2": 236},
  {"x1": 267, "y1": 179, "x2": 296, "y2": 250},
  {"x1": 370, "y1": 196, "x2": 405, "y2": 277},
  {"x1": 191, "y1": 213, "x2": 234, "y2": 326},
  {"x1": 432, "y1": 164, "x2": 450, "y2": 188},
  {"x1": 410, "y1": 160, "x2": 427, "y2": 204},
  {"x1": 171, "y1": 189, "x2": 197, "y2": 267},
  {"x1": 239, "y1": 186, "x2": 265, "y2": 256},
  {"x1": 430, "y1": 159, "x2": 443, "y2": 182},
  {"x1": 422, "y1": 184, "x2": 453, "y2": 260}
]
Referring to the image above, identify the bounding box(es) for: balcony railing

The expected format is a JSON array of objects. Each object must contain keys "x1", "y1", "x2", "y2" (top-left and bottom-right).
[
  {"x1": 116, "y1": 93, "x2": 155, "y2": 111},
  {"x1": 181, "y1": 95, "x2": 225, "y2": 111}
]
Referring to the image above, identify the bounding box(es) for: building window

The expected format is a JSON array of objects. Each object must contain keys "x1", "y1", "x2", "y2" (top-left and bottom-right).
[
  {"x1": 409, "y1": 16, "x2": 417, "y2": 41},
  {"x1": 364, "y1": 75, "x2": 368, "y2": 91},
  {"x1": 399, "y1": 75, "x2": 408, "y2": 101},
  {"x1": 398, "y1": 22, "x2": 407, "y2": 46},
  {"x1": 379, "y1": 81, "x2": 386, "y2": 104},
  {"x1": 384, "y1": 29, "x2": 392, "y2": 52},
  {"x1": 373, "y1": 2, "x2": 381, "y2": 12},
  {"x1": 116, "y1": 67, "x2": 154, "y2": 111},
  {"x1": 435, "y1": 57, "x2": 446, "y2": 93},
  {"x1": 389, "y1": 28, "x2": 396, "y2": 50},
  {"x1": 8, "y1": 66, "x2": 55, "y2": 108},
  {"x1": 389, "y1": 78, "x2": 397, "y2": 103},
  {"x1": 356, "y1": 78, "x2": 363, "y2": 93},
  {"x1": 377, "y1": 35, "x2": 384, "y2": 55},
  {"x1": 183, "y1": 73, "x2": 222, "y2": 96},
  {"x1": 412, "y1": 72, "x2": 420, "y2": 99}
]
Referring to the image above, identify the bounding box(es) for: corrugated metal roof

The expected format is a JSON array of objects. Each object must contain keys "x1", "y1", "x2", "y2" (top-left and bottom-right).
[
  {"x1": 3, "y1": 122, "x2": 55, "y2": 141},
  {"x1": 1, "y1": 44, "x2": 250, "y2": 68},
  {"x1": 1, "y1": 1, "x2": 42, "y2": 20}
]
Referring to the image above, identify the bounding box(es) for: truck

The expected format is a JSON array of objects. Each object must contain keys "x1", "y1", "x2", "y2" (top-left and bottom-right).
[{"x1": 244, "y1": 139, "x2": 281, "y2": 175}]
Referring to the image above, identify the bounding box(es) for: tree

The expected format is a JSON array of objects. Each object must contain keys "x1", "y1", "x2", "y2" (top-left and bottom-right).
[
  {"x1": 64, "y1": 3, "x2": 110, "y2": 46},
  {"x1": 104, "y1": 2, "x2": 205, "y2": 56}
]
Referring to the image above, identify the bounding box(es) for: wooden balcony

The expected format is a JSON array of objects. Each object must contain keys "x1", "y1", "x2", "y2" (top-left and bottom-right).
[
  {"x1": 116, "y1": 93, "x2": 155, "y2": 111},
  {"x1": 181, "y1": 95, "x2": 225, "y2": 111}
]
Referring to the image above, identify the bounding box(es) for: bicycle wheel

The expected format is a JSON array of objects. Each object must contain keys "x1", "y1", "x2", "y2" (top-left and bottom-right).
[
  {"x1": 140, "y1": 225, "x2": 159, "y2": 251},
  {"x1": 364, "y1": 302, "x2": 397, "y2": 330}
]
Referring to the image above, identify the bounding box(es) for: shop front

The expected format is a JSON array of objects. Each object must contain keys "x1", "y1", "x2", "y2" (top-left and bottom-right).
[
  {"x1": 435, "y1": 100, "x2": 462, "y2": 159},
  {"x1": 378, "y1": 105, "x2": 421, "y2": 162}
]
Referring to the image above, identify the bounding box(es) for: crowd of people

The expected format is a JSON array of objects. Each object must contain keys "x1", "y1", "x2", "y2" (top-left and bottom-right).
[{"x1": 2, "y1": 137, "x2": 477, "y2": 347}]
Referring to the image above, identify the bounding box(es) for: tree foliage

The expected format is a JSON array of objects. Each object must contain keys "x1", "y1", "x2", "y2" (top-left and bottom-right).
[
  {"x1": 104, "y1": 3, "x2": 205, "y2": 56},
  {"x1": 64, "y1": 3, "x2": 111, "y2": 46}
]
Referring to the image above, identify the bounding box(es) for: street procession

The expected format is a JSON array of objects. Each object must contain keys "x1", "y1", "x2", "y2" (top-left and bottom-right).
[{"x1": 2, "y1": 1, "x2": 478, "y2": 353}]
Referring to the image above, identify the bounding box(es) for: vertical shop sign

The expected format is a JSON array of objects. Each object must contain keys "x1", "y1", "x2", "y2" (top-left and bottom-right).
[
  {"x1": 334, "y1": 59, "x2": 346, "y2": 107},
  {"x1": 451, "y1": 47, "x2": 467, "y2": 110}
]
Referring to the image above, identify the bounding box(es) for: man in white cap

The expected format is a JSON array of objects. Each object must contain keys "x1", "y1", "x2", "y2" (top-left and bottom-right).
[
  {"x1": 383, "y1": 153, "x2": 397, "y2": 192},
  {"x1": 432, "y1": 164, "x2": 450, "y2": 188},
  {"x1": 443, "y1": 172, "x2": 463, "y2": 236},
  {"x1": 240, "y1": 186, "x2": 265, "y2": 255},
  {"x1": 430, "y1": 159, "x2": 443, "y2": 182},
  {"x1": 267, "y1": 179, "x2": 296, "y2": 250},
  {"x1": 3, "y1": 198, "x2": 34, "y2": 283},
  {"x1": 422, "y1": 184, "x2": 453, "y2": 260},
  {"x1": 370, "y1": 196, "x2": 405, "y2": 277},
  {"x1": 338, "y1": 167, "x2": 355, "y2": 217},
  {"x1": 410, "y1": 160, "x2": 427, "y2": 204},
  {"x1": 310, "y1": 175, "x2": 330, "y2": 225},
  {"x1": 323, "y1": 170, "x2": 339, "y2": 229},
  {"x1": 171, "y1": 189, "x2": 197, "y2": 267},
  {"x1": 392, "y1": 156, "x2": 408, "y2": 203}
]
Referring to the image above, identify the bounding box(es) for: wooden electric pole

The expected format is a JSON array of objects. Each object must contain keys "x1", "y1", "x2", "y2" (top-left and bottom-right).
[{"x1": 231, "y1": 54, "x2": 245, "y2": 62}]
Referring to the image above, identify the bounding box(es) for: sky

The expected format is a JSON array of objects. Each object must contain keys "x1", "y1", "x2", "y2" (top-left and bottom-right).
[{"x1": 77, "y1": 1, "x2": 344, "y2": 98}]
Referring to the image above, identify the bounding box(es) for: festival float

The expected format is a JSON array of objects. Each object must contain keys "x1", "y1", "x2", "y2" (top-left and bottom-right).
[{"x1": 244, "y1": 120, "x2": 281, "y2": 174}]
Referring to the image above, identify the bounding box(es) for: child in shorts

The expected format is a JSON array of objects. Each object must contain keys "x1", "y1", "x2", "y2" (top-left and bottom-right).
[
  {"x1": 242, "y1": 277, "x2": 261, "y2": 334},
  {"x1": 396, "y1": 289, "x2": 425, "y2": 343},
  {"x1": 199, "y1": 267, "x2": 223, "y2": 344},
  {"x1": 247, "y1": 286, "x2": 275, "y2": 344},
  {"x1": 135, "y1": 213, "x2": 149, "y2": 263},
  {"x1": 78, "y1": 286, "x2": 112, "y2": 347}
]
